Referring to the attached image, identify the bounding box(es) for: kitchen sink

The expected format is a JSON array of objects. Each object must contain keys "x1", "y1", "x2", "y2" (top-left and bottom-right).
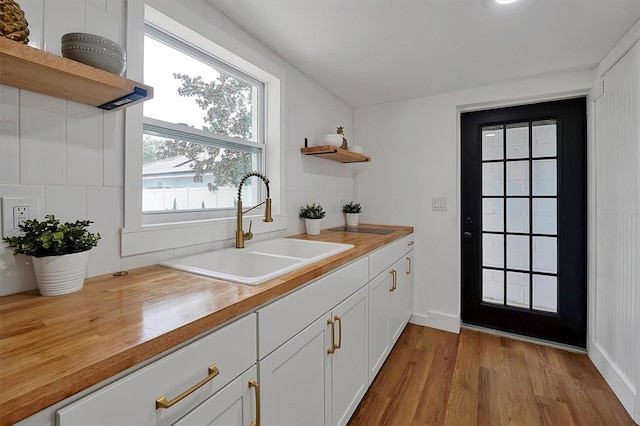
[{"x1": 161, "y1": 238, "x2": 353, "y2": 285}]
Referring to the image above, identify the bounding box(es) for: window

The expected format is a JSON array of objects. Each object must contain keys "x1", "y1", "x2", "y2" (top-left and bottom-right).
[{"x1": 142, "y1": 25, "x2": 265, "y2": 222}]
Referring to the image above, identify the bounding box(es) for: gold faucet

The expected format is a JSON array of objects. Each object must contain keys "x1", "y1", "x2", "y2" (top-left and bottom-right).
[{"x1": 236, "y1": 171, "x2": 273, "y2": 248}]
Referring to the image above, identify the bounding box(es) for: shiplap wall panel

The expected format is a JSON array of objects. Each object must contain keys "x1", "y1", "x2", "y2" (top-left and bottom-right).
[{"x1": 594, "y1": 40, "x2": 640, "y2": 421}]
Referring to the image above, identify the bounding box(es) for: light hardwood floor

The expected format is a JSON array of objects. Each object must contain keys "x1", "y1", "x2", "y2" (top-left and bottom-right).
[{"x1": 348, "y1": 324, "x2": 635, "y2": 426}]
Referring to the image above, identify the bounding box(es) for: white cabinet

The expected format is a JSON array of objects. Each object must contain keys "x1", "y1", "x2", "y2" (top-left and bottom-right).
[
  {"x1": 257, "y1": 260, "x2": 369, "y2": 426},
  {"x1": 173, "y1": 366, "x2": 259, "y2": 426},
  {"x1": 367, "y1": 234, "x2": 414, "y2": 383},
  {"x1": 57, "y1": 314, "x2": 257, "y2": 426}
]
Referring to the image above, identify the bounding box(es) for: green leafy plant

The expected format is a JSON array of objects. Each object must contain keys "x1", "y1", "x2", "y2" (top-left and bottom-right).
[
  {"x1": 2, "y1": 215, "x2": 101, "y2": 258},
  {"x1": 299, "y1": 203, "x2": 326, "y2": 219},
  {"x1": 342, "y1": 201, "x2": 362, "y2": 214}
]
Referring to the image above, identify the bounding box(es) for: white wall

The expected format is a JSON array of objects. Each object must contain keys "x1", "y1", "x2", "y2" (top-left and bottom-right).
[
  {"x1": 588, "y1": 21, "x2": 640, "y2": 423},
  {"x1": 0, "y1": 0, "x2": 354, "y2": 296},
  {"x1": 354, "y1": 71, "x2": 595, "y2": 333}
]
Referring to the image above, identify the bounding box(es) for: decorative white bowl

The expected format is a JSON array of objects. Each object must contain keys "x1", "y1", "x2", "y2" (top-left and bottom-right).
[
  {"x1": 61, "y1": 33, "x2": 126, "y2": 76},
  {"x1": 324, "y1": 134, "x2": 343, "y2": 147}
]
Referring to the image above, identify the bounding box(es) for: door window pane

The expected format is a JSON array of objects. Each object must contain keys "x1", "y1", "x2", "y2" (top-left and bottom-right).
[
  {"x1": 483, "y1": 199, "x2": 504, "y2": 232},
  {"x1": 533, "y1": 275, "x2": 557, "y2": 312},
  {"x1": 482, "y1": 126, "x2": 503, "y2": 160},
  {"x1": 507, "y1": 161, "x2": 529, "y2": 195},
  {"x1": 507, "y1": 198, "x2": 529, "y2": 233},
  {"x1": 533, "y1": 198, "x2": 557, "y2": 235},
  {"x1": 533, "y1": 159, "x2": 557, "y2": 196},
  {"x1": 483, "y1": 163, "x2": 504, "y2": 196},
  {"x1": 483, "y1": 234, "x2": 504, "y2": 268},
  {"x1": 507, "y1": 235, "x2": 530, "y2": 271},
  {"x1": 483, "y1": 269, "x2": 504, "y2": 304},
  {"x1": 507, "y1": 272, "x2": 530, "y2": 308},
  {"x1": 533, "y1": 236, "x2": 557, "y2": 273},
  {"x1": 532, "y1": 120, "x2": 556, "y2": 158},
  {"x1": 506, "y1": 122, "x2": 529, "y2": 159}
]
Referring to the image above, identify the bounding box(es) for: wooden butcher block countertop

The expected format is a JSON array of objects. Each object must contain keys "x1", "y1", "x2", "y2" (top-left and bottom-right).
[{"x1": 0, "y1": 224, "x2": 413, "y2": 425}]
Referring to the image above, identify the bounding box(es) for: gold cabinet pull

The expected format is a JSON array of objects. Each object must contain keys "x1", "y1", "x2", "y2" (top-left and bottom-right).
[
  {"x1": 334, "y1": 315, "x2": 342, "y2": 350},
  {"x1": 390, "y1": 270, "x2": 397, "y2": 292},
  {"x1": 408, "y1": 240, "x2": 415, "y2": 246},
  {"x1": 156, "y1": 364, "x2": 219, "y2": 409},
  {"x1": 327, "y1": 318, "x2": 336, "y2": 354},
  {"x1": 249, "y1": 378, "x2": 261, "y2": 426},
  {"x1": 406, "y1": 257, "x2": 411, "y2": 275}
]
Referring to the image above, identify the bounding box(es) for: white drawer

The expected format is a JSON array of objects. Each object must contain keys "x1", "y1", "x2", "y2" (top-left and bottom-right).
[
  {"x1": 369, "y1": 238, "x2": 406, "y2": 280},
  {"x1": 57, "y1": 314, "x2": 256, "y2": 426},
  {"x1": 257, "y1": 257, "x2": 368, "y2": 359}
]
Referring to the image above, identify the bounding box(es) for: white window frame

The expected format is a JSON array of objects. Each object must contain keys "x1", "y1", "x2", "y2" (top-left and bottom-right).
[{"x1": 122, "y1": 1, "x2": 285, "y2": 256}]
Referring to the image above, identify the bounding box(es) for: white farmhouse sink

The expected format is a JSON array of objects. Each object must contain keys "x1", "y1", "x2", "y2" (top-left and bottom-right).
[{"x1": 161, "y1": 238, "x2": 353, "y2": 285}]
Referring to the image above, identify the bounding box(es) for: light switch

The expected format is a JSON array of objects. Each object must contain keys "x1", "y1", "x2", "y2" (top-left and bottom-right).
[{"x1": 432, "y1": 197, "x2": 447, "y2": 211}]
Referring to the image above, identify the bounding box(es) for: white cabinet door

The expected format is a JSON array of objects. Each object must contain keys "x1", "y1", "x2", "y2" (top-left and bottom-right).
[
  {"x1": 330, "y1": 286, "x2": 368, "y2": 426},
  {"x1": 405, "y1": 250, "x2": 415, "y2": 325},
  {"x1": 259, "y1": 314, "x2": 331, "y2": 426},
  {"x1": 368, "y1": 268, "x2": 392, "y2": 383},
  {"x1": 388, "y1": 257, "x2": 406, "y2": 345},
  {"x1": 173, "y1": 366, "x2": 258, "y2": 426}
]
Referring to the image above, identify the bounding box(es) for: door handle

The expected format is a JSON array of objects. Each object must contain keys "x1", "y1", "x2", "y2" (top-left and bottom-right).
[{"x1": 463, "y1": 232, "x2": 472, "y2": 242}]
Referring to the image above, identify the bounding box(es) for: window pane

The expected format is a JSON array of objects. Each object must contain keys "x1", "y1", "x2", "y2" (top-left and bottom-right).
[
  {"x1": 482, "y1": 163, "x2": 504, "y2": 196},
  {"x1": 533, "y1": 198, "x2": 557, "y2": 235},
  {"x1": 507, "y1": 198, "x2": 529, "y2": 233},
  {"x1": 483, "y1": 269, "x2": 504, "y2": 304},
  {"x1": 507, "y1": 271, "x2": 530, "y2": 308},
  {"x1": 533, "y1": 236, "x2": 557, "y2": 273},
  {"x1": 507, "y1": 161, "x2": 529, "y2": 195},
  {"x1": 483, "y1": 233, "x2": 504, "y2": 268},
  {"x1": 144, "y1": 34, "x2": 259, "y2": 142},
  {"x1": 507, "y1": 235, "x2": 530, "y2": 271},
  {"x1": 533, "y1": 159, "x2": 557, "y2": 196},
  {"x1": 483, "y1": 198, "x2": 503, "y2": 232},
  {"x1": 506, "y1": 122, "x2": 529, "y2": 159},
  {"x1": 482, "y1": 126, "x2": 503, "y2": 160},
  {"x1": 533, "y1": 275, "x2": 557, "y2": 312},
  {"x1": 532, "y1": 120, "x2": 556, "y2": 158},
  {"x1": 142, "y1": 134, "x2": 258, "y2": 212}
]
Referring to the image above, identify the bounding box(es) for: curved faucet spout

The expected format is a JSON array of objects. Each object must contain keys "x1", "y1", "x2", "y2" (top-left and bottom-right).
[{"x1": 236, "y1": 172, "x2": 273, "y2": 248}]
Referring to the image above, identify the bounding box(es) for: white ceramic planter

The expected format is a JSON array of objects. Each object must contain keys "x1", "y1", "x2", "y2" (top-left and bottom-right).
[
  {"x1": 32, "y1": 250, "x2": 89, "y2": 296},
  {"x1": 304, "y1": 218, "x2": 322, "y2": 235},
  {"x1": 345, "y1": 213, "x2": 360, "y2": 227}
]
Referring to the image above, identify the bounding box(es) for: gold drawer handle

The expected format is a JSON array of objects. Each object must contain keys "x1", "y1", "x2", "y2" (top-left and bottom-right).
[
  {"x1": 390, "y1": 270, "x2": 397, "y2": 292},
  {"x1": 334, "y1": 315, "x2": 342, "y2": 350},
  {"x1": 327, "y1": 318, "x2": 336, "y2": 354},
  {"x1": 249, "y1": 378, "x2": 261, "y2": 426},
  {"x1": 406, "y1": 257, "x2": 411, "y2": 275},
  {"x1": 155, "y1": 364, "x2": 219, "y2": 409},
  {"x1": 408, "y1": 240, "x2": 415, "y2": 246}
]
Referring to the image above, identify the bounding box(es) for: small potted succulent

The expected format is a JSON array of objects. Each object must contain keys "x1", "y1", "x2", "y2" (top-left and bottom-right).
[
  {"x1": 2, "y1": 215, "x2": 101, "y2": 296},
  {"x1": 299, "y1": 202, "x2": 326, "y2": 235},
  {"x1": 342, "y1": 201, "x2": 362, "y2": 227}
]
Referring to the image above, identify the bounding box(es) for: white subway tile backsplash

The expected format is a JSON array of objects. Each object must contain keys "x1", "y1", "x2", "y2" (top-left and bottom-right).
[
  {"x1": 0, "y1": 252, "x2": 37, "y2": 296},
  {"x1": 19, "y1": 91, "x2": 66, "y2": 185},
  {"x1": 19, "y1": 0, "x2": 44, "y2": 49},
  {"x1": 103, "y1": 109, "x2": 124, "y2": 187},
  {"x1": 43, "y1": 0, "x2": 85, "y2": 54},
  {"x1": 66, "y1": 101, "x2": 103, "y2": 186},
  {"x1": 106, "y1": 0, "x2": 126, "y2": 20},
  {"x1": 85, "y1": 2, "x2": 122, "y2": 45},
  {"x1": 0, "y1": 86, "x2": 19, "y2": 184},
  {"x1": 84, "y1": 0, "x2": 105, "y2": 11},
  {"x1": 86, "y1": 186, "x2": 122, "y2": 276},
  {"x1": 45, "y1": 185, "x2": 86, "y2": 221}
]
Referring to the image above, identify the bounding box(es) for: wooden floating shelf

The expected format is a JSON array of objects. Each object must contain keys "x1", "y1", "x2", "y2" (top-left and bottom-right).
[
  {"x1": 301, "y1": 145, "x2": 371, "y2": 163},
  {"x1": 0, "y1": 37, "x2": 153, "y2": 111}
]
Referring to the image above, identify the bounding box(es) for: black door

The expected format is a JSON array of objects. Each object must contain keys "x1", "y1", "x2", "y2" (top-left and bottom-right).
[{"x1": 461, "y1": 98, "x2": 587, "y2": 348}]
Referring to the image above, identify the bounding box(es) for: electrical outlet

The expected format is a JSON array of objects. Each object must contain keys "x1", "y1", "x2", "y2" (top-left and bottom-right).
[
  {"x1": 2, "y1": 197, "x2": 36, "y2": 238},
  {"x1": 13, "y1": 206, "x2": 30, "y2": 229}
]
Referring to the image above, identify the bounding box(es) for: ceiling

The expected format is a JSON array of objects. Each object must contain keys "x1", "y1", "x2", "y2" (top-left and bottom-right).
[{"x1": 208, "y1": 0, "x2": 640, "y2": 108}]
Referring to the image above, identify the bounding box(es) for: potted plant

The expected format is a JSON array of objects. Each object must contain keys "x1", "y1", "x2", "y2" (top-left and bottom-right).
[
  {"x1": 2, "y1": 215, "x2": 101, "y2": 296},
  {"x1": 299, "y1": 203, "x2": 326, "y2": 235},
  {"x1": 342, "y1": 201, "x2": 362, "y2": 227}
]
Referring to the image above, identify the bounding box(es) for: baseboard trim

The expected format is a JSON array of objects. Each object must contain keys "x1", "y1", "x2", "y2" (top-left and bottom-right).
[
  {"x1": 589, "y1": 341, "x2": 637, "y2": 421},
  {"x1": 410, "y1": 311, "x2": 460, "y2": 334}
]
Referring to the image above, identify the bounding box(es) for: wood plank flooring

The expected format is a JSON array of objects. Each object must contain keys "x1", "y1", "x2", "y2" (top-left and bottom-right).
[{"x1": 348, "y1": 324, "x2": 636, "y2": 426}]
